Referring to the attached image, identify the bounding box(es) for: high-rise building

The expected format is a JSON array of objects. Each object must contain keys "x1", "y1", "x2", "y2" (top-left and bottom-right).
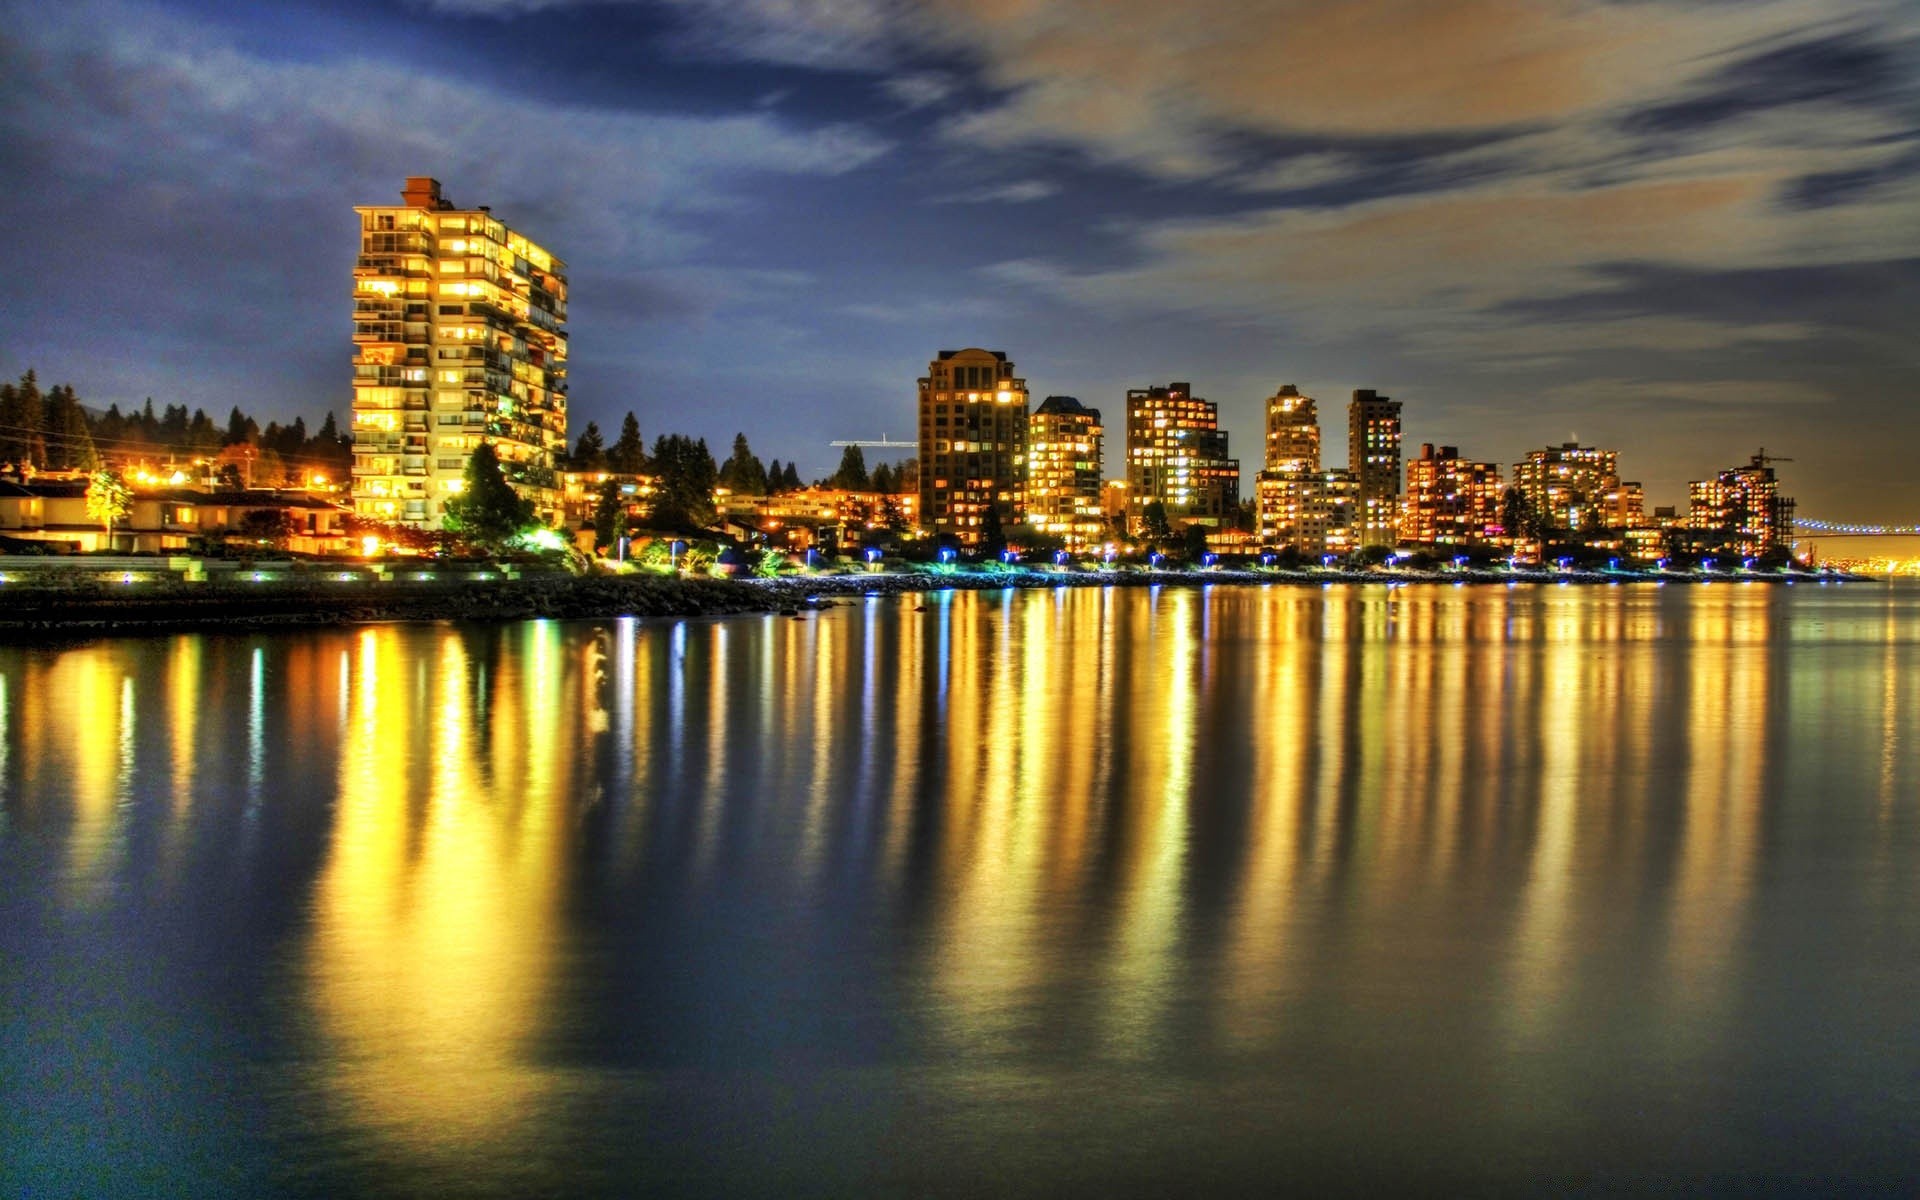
[
  {"x1": 1684, "y1": 451, "x2": 1795, "y2": 558},
  {"x1": 351, "y1": 177, "x2": 568, "y2": 527},
  {"x1": 1126, "y1": 382, "x2": 1240, "y2": 528},
  {"x1": 1348, "y1": 389, "x2": 1402, "y2": 548},
  {"x1": 1400, "y1": 444, "x2": 1503, "y2": 547},
  {"x1": 917, "y1": 349, "x2": 1029, "y2": 547},
  {"x1": 1511, "y1": 442, "x2": 1633, "y2": 535},
  {"x1": 1256, "y1": 384, "x2": 1319, "y2": 548},
  {"x1": 1300, "y1": 470, "x2": 1360, "y2": 556},
  {"x1": 1027, "y1": 396, "x2": 1104, "y2": 549},
  {"x1": 1263, "y1": 384, "x2": 1319, "y2": 474}
]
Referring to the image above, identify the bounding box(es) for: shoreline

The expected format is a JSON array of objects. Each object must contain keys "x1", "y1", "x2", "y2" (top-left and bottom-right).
[{"x1": 0, "y1": 563, "x2": 1873, "y2": 640}]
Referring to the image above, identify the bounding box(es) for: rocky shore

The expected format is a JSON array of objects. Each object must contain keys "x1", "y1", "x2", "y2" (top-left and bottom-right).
[{"x1": 0, "y1": 563, "x2": 1860, "y2": 639}]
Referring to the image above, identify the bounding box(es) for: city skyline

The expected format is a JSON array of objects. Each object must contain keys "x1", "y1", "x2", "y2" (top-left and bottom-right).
[{"x1": 2, "y1": 0, "x2": 1916, "y2": 522}]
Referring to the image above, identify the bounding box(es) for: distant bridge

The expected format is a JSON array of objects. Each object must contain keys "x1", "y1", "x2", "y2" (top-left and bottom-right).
[{"x1": 1796, "y1": 519, "x2": 1920, "y2": 538}]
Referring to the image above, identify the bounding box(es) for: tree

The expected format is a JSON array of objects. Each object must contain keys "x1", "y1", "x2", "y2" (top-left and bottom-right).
[
  {"x1": 572, "y1": 421, "x2": 608, "y2": 470},
  {"x1": 648, "y1": 433, "x2": 718, "y2": 530},
  {"x1": 86, "y1": 467, "x2": 132, "y2": 550},
  {"x1": 0, "y1": 370, "x2": 46, "y2": 469},
  {"x1": 443, "y1": 443, "x2": 534, "y2": 547},
  {"x1": 1501, "y1": 487, "x2": 1539, "y2": 541},
  {"x1": 1183, "y1": 523, "x2": 1210, "y2": 561},
  {"x1": 591, "y1": 478, "x2": 628, "y2": 552},
  {"x1": 238, "y1": 508, "x2": 296, "y2": 549},
  {"x1": 832, "y1": 444, "x2": 870, "y2": 491},
  {"x1": 1142, "y1": 500, "x2": 1173, "y2": 541},
  {"x1": 981, "y1": 504, "x2": 1006, "y2": 556},
  {"x1": 780, "y1": 461, "x2": 802, "y2": 491},
  {"x1": 871, "y1": 462, "x2": 895, "y2": 495},
  {"x1": 721, "y1": 433, "x2": 768, "y2": 495},
  {"x1": 607, "y1": 412, "x2": 646, "y2": 473},
  {"x1": 766, "y1": 458, "x2": 785, "y2": 494},
  {"x1": 224, "y1": 406, "x2": 258, "y2": 446},
  {"x1": 44, "y1": 383, "x2": 97, "y2": 471}
]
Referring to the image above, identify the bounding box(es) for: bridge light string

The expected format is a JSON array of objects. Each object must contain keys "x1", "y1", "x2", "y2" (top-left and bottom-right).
[{"x1": 1796, "y1": 518, "x2": 1920, "y2": 537}]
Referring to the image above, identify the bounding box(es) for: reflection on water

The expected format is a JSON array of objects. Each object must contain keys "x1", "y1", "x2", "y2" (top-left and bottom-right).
[{"x1": 4, "y1": 584, "x2": 1920, "y2": 1195}]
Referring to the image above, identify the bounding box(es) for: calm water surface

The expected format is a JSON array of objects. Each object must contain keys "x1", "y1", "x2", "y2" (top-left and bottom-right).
[{"x1": 4, "y1": 583, "x2": 1919, "y2": 1196}]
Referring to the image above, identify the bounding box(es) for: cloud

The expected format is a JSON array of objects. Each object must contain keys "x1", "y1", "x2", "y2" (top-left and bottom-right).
[
  {"x1": 0, "y1": 0, "x2": 890, "y2": 417},
  {"x1": 1537, "y1": 378, "x2": 1832, "y2": 411},
  {"x1": 1232, "y1": 153, "x2": 1369, "y2": 194},
  {"x1": 905, "y1": 0, "x2": 1863, "y2": 177},
  {"x1": 882, "y1": 71, "x2": 960, "y2": 109},
  {"x1": 933, "y1": 179, "x2": 1059, "y2": 204}
]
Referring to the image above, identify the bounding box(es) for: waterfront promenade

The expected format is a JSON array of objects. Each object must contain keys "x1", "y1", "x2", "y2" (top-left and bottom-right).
[{"x1": 0, "y1": 554, "x2": 1859, "y2": 636}]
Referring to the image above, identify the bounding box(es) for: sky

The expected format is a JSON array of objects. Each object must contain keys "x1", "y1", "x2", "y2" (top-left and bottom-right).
[{"x1": 2, "y1": 0, "x2": 1916, "y2": 522}]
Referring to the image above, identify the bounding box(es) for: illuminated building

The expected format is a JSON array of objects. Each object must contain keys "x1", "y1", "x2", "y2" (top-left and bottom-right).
[
  {"x1": 1256, "y1": 384, "x2": 1318, "y2": 548},
  {"x1": 1348, "y1": 389, "x2": 1402, "y2": 548},
  {"x1": 1511, "y1": 442, "x2": 1637, "y2": 535},
  {"x1": 1299, "y1": 470, "x2": 1360, "y2": 556},
  {"x1": 717, "y1": 486, "x2": 919, "y2": 550},
  {"x1": 351, "y1": 177, "x2": 568, "y2": 527},
  {"x1": 917, "y1": 348, "x2": 1029, "y2": 547},
  {"x1": 1684, "y1": 451, "x2": 1795, "y2": 557},
  {"x1": 1263, "y1": 384, "x2": 1319, "y2": 474},
  {"x1": 1400, "y1": 443, "x2": 1503, "y2": 547},
  {"x1": 1027, "y1": 396, "x2": 1105, "y2": 549},
  {"x1": 1125, "y1": 382, "x2": 1239, "y2": 528}
]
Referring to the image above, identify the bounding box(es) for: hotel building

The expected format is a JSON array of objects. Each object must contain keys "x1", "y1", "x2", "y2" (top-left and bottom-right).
[
  {"x1": 351, "y1": 177, "x2": 568, "y2": 527},
  {"x1": 1125, "y1": 382, "x2": 1239, "y2": 528},
  {"x1": 1348, "y1": 390, "x2": 1402, "y2": 548},
  {"x1": 1027, "y1": 396, "x2": 1105, "y2": 549},
  {"x1": 917, "y1": 348, "x2": 1030, "y2": 547}
]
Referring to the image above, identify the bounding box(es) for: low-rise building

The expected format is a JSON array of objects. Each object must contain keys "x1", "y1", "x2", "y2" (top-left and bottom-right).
[{"x1": 0, "y1": 481, "x2": 350, "y2": 554}]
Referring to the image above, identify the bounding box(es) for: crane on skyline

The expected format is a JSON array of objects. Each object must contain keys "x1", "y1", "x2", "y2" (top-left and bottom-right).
[{"x1": 828, "y1": 435, "x2": 918, "y2": 449}]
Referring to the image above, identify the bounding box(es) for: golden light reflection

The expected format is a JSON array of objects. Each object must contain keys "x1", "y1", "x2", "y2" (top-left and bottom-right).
[
  {"x1": 307, "y1": 625, "x2": 572, "y2": 1169},
  {"x1": 1661, "y1": 587, "x2": 1766, "y2": 1033}
]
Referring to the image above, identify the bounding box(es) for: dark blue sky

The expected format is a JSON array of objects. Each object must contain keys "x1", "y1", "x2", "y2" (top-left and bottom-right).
[{"x1": 2, "y1": 0, "x2": 1916, "y2": 519}]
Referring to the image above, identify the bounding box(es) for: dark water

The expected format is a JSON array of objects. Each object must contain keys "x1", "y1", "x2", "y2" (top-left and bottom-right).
[{"x1": 4, "y1": 583, "x2": 1919, "y2": 1196}]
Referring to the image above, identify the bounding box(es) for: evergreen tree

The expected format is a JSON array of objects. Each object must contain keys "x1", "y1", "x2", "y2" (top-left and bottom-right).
[
  {"x1": 572, "y1": 421, "x2": 608, "y2": 470},
  {"x1": 721, "y1": 433, "x2": 768, "y2": 495},
  {"x1": 608, "y1": 412, "x2": 646, "y2": 474},
  {"x1": 0, "y1": 370, "x2": 47, "y2": 468},
  {"x1": 591, "y1": 478, "x2": 627, "y2": 552},
  {"x1": 1501, "y1": 487, "x2": 1540, "y2": 541},
  {"x1": 648, "y1": 433, "x2": 718, "y2": 530},
  {"x1": 981, "y1": 504, "x2": 1006, "y2": 556},
  {"x1": 780, "y1": 462, "x2": 801, "y2": 491},
  {"x1": 765, "y1": 458, "x2": 785, "y2": 494},
  {"x1": 186, "y1": 409, "x2": 224, "y2": 458},
  {"x1": 45, "y1": 384, "x2": 97, "y2": 471},
  {"x1": 223, "y1": 406, "x2": 257, "y2": 446},
  {"x1": 443, "y1": 443, "x2": 534, "y2": 547},
  {"x1": 870, "y1": 463, "x2": 895, "y2": 495},
  {"x1": 832, "y1": 444, "x2": 870, "y2": 491}
]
